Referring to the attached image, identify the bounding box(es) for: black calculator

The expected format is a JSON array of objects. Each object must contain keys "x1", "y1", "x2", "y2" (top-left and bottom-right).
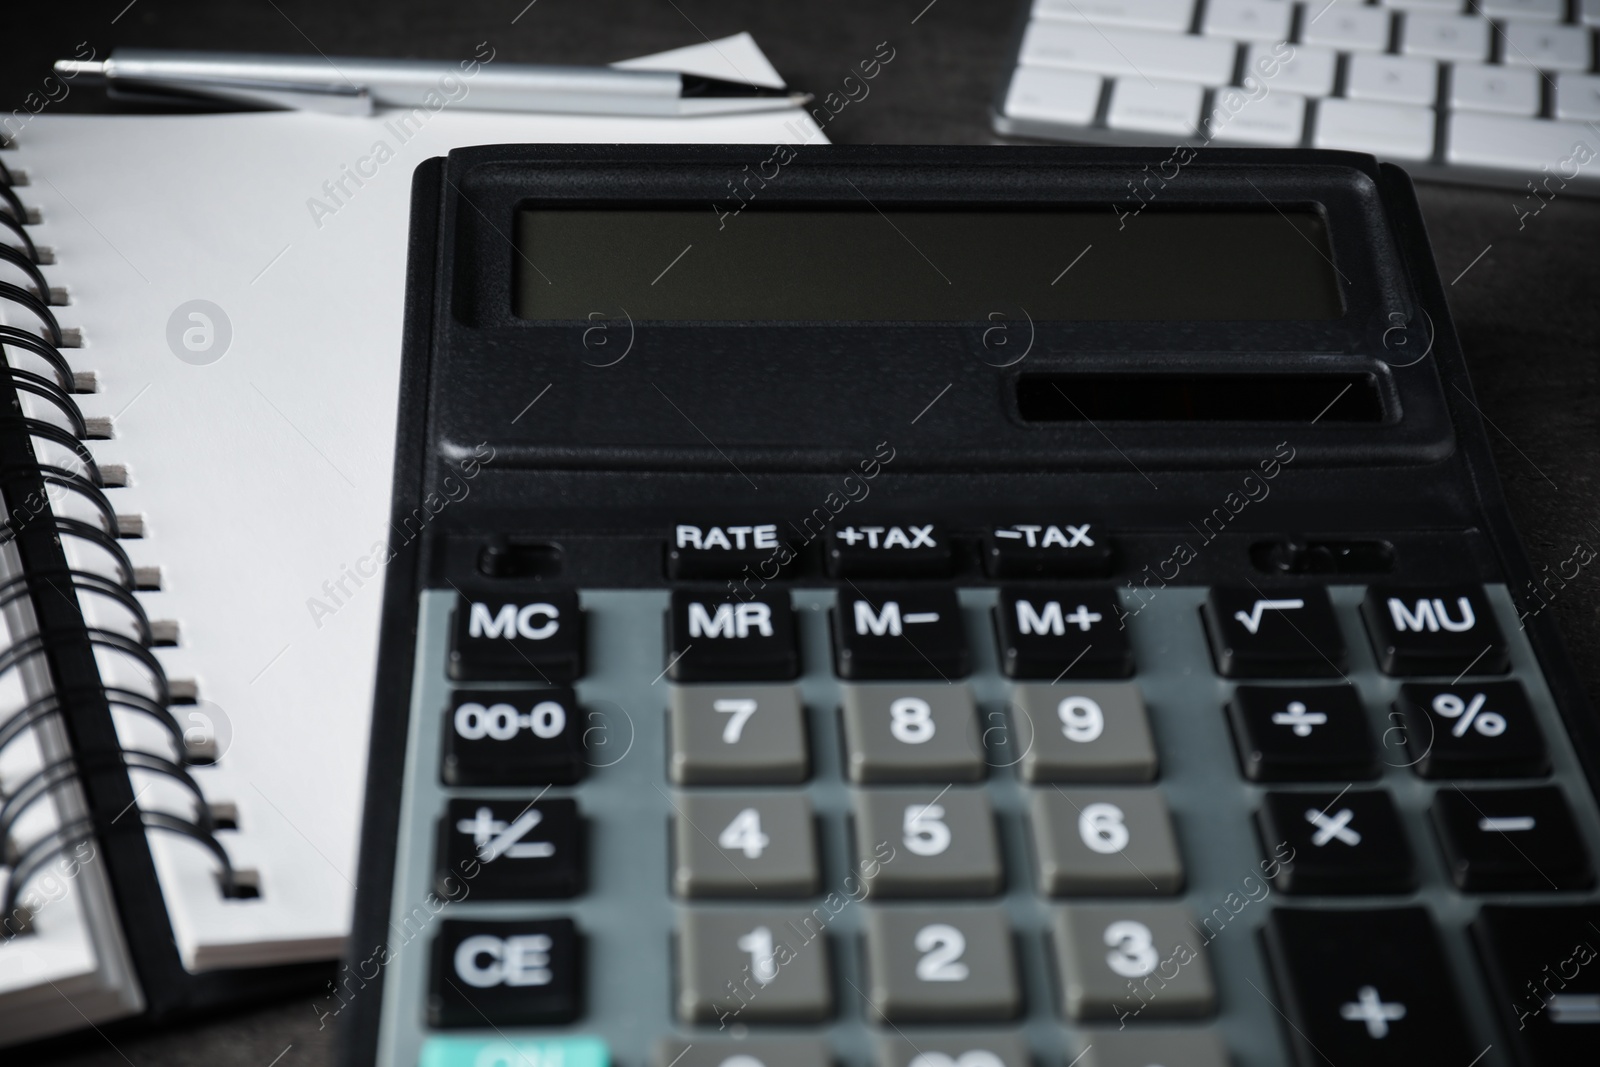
[{"x1": 339, "y1": 145, "x2": 1600, "y2": 1067}]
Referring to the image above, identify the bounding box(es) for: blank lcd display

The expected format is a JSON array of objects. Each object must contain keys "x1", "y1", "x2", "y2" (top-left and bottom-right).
[{"x1": 513, "y1": 207, "x2": 1343, "y2": 321}]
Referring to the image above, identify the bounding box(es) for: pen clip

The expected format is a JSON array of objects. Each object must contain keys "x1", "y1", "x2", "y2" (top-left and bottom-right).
[{"x1": 106, "y1": 75, "x2": 374, "y2": 116}]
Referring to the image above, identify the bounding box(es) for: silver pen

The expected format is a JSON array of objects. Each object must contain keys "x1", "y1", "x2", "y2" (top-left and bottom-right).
[{"x1": 55, "y1": 48, "x2": 812, "y2": 118}]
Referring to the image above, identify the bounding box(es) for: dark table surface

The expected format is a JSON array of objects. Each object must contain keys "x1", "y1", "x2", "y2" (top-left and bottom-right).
[{"x1": 6, "y1": 0, "x2": 1600, "y2": 1064}]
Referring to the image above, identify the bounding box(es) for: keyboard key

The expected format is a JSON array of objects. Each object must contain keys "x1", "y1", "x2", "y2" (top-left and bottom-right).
[
  {"x1": 1202, "y1": 586, "x2": 1347, "y2": 678},
  {"x1": 1202, "y1": 0, "x2": 1293, "y2": 41},
  {"x1": 1301, "y1": 3, "x2": 1393, "y2": 52},
  {"x1": 1051, "y1": 904, "x2": 1216, "y2": 1021},
  {"x1": 1448, "y1": 111, "x2": 1600, "y2": 171},
  {"x1": 671, "y1": 792, "x2": 819, "y2": 898},
  {"x1": 1261, "y1": 908, "x2": 1472, "y2": 1066},
  {"x1": 834, "y1": 587, "x2": 968, "y2": 680},
  {"x1": 1346, "y1": 52, "x2": 1438, "y2": 105},
  {"x1": 995, "y1": 587, "x2": 1132, "y2": 679},
  {"x1": 1031, "y1": 788, "x2": 1185, "y2": 895},
  {"x1": 1361, "y1": 584, "x2": 1508, "y2": 675},
  {"x1": 1472, "y1": 904, "x2": 1600, "y2": 1066},
  {"x1": 1031, "y1": 0, "x2": 1198, "y2": 32},
  {"x1": 1556, "y1": 71, "x2": 1600, "y2": 120},
  {"x1": 423, "y1": 1037, "x2": 607, "y2": 1067},
  {"x1": 825, "y1": 522, "x2": 951, "y2": 577},
  {"x1": 449, "y1": 589, "x2": 583, "y2": 682},
  {"x1": 1432, "y1": 786, "x2": 1594, "y2": 891},
  {"x1": 1011, "y1": 682, "x2": 1158, "y2": 782},
  {"x1": 1257, "y1": 789, "x2": 1414, "y2": 893},
  {"x1": 1107, "y1": 77, "x2": 1204, "y2": 136},
  {"x1": 1227, "y1": 684, "x2": 1377, "y2": 782},
  {"x1": 862, "y1": 906, "x2": 1021, "y2": 1021},
  {"x1": 429, "y1": 918, "x2": 581, "y2": 1027},
  {"x1": 1314, "y1": 98, "x2": 1436, "y2": 160},
  {"x1": 667, "y1": 522, "x2": 791, "y2": 579},
  {"x1": 1381, "y1": 0, "x2": 1462, "y2": 10},
  {"x1": 1020, "y1": 21, "x2": 1238, "y2": 85},
  {"x1": 668, "y1": 590, "x2": 799, "y2": 682},
  {"x1": 1004, "y1": 65, "x2": 1104, "y2": 125},
  {"x1": 874, "y1": 1033, "x2": 1030, "y2": 1067},
  {"x1": 436, "y1": 798, "x2": 583, "y2": 900},
  {"x1": 982, "y1": 520, "x2": 1112, "y2": 578},
  {"x1": 1480, "y1": 0, "x2": 1564, "y2": 20},
  {"x1": 656, "y1": 1039, "x2": 827, "y2": 1067},
  {"x1": 442, "y1": 687, "x2": 585, "y2": 786},
  {"x1": 1396, "y1": 681, "x2": 1548, "y2": 778},
  {"x1": 1451, "y1": 63, "x2": 1541, "y2": 115},
  {"x1": 1072, "y1": 1031, "x2": 1230, "y2": 1067},
  {"x1": 854, "y1": 788, "x2": 1003, "y2": 897},
  {"x1": 1401, "y1": 13, "x2": 1490, "y2": 59},
  {"x1": 841, "y1": 683, "x2": 984, "y2": 783},
  {"x1": 1208, "y1": 88, "x2": 1308, "y2": 146},
  {"x1": 676, "y1": 909, "x2": 834, "y2": 1023},
  {"x1": 1502, "y1": 22, "x2": 1591, "y2": 72},
  {"x1": 668, "y1": 684, "x2": 809, "y2": 785},
  {"x1": 1246, "y1": 42, "x2": 1337, "y2": 95}
]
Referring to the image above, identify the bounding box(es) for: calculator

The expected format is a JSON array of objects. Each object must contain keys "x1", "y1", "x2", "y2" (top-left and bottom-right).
[{"x1": 339, "y1": 144, "x2": 1600, "y2": 1067}]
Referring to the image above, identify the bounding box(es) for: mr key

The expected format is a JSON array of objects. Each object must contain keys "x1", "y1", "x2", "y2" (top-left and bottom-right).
[{"x1": 345, "y1": 146, "x2": 1600, "y2": 1067}]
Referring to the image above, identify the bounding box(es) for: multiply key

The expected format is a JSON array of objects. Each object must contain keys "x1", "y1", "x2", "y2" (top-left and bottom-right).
[{"x1": 1256, "y1": 789, "x2": 1413, "y2": 893}]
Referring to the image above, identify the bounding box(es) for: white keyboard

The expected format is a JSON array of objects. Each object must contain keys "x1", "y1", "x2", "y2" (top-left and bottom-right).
[{"x1": 994, "y1": 0, "x2": 1600, "y2": 190}]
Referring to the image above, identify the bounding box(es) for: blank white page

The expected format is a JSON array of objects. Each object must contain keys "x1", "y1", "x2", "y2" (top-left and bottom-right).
[{"x1": 12, "y1": 36, "x2": 825, "y2": 972}]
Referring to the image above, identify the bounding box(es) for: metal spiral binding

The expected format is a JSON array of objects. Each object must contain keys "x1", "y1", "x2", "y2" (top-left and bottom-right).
[{"x1": 0, "y1": 147, "x2": 250, "y2": 936}]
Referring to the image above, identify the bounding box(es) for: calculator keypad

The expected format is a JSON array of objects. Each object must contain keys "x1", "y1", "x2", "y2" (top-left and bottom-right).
[{"x1": 391, "y1": 581, "x2": 1600, "y2": 1067}]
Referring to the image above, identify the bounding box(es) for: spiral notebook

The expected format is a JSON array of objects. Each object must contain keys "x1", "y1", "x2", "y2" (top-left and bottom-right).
[{"x1": 0, "y1": 34, "x2": 824, "y2": 1047}]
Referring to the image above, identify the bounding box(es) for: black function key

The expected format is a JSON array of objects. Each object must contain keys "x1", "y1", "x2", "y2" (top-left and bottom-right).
[
  {"x1": 994, "y1": 587, "x2": 1132, "y2": 679},
  {"x1": 429, "y1": 918, "x2": 581, "y2": 1027},
  {"x1": 435, "y1": 797, "x2": 584, "y2": 900},
  {"x1": 1261, "y1": 907, "x2": 1474, "y2": 1067},
  {"x1": 824, "y1": 523, "x2": 951, "y2": 578},
  {"x1": 442, "y1": 688, "x2": 585, "y2": 786},
  {"x1": 1396, "y1": 681, "x2": 1548, "y2": 779},
  {"x1": 1431, "y1": 786, "x2": 1594, "y2": 891},
  {"x1": 1256, "y1": 789, "x2": 1413, "y2": 893},
  {"x1": 667, "y1": 590, "x2": 799, "y2": 681},
  {"x1": 1202, "y1": 586, "x2": 1347, "y2": 678},
  {"x1": 1227, "y1": 685, "x2": 1377, "y2": 782},
  {"x1": 1473, "y1": 904, "x2": 1600, "y2": 1066},
  {"x1": 833, "y1": 587, "x2": 968, "y2": 680},
  {"x1": 1361, "y1": 584, "x2": 1509, "y2": 676},
  {"x1": 981, "y1": 521, "x2": 1111, "y2": 578},
  {"x1": 668, "y1": 523, "x2": 794, "y2": 580},
  {"x1": 449, "y1": 589, "x2": 583, "y2": 682}
]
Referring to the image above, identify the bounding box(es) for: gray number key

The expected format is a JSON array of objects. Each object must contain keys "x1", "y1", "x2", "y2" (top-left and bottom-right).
[
  {"x1": 677, "y1": 909, "x2": 834, "y2": 1024},
  {"x1": 841, "y1": 684, "x2": 984, "y2": 783},
  {"x1": 672, "y1": 792, "x2": 819, "y2": 898},
  {"x1": 655, "y1": 1038, "x2": 830, "y2": 1067},
  {"x1": 669, "y1": 684, "x2": 809, "y2": 784},
  {"x1": 1052, "y1": 904, "x2": 1215, "y2": 1022},
  {"x1": 1030, "y1": 788, "x2": 1184, "y2": 895},
  {"x1": 873, "y1": 1032, "x2": 1031, "y2": 1067},
  {"x1": 862, "y1": 906, "x2": 1021, "y2": 1022},
  {"x1": 854, "y1": 788, "x2": 1002, "y2": 897},
  {"x1": 1010, "y1": 683, "x2": 1157, "y2": 783},
  {"x1": 1072, "y1": 1029, "x2": 1230, "y2": 1067}
]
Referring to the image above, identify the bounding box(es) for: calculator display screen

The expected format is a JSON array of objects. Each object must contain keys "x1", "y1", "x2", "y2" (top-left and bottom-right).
[{"x1": 512, "y1": 207, "x2": 1342, "y2": 321}]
